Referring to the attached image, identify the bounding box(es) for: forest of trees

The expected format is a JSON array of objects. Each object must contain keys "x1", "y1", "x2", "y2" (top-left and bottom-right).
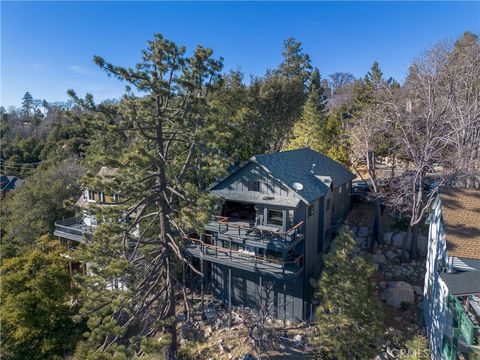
[{"x1": 0, "y1": 31, "x2": 478, "y2": 359}]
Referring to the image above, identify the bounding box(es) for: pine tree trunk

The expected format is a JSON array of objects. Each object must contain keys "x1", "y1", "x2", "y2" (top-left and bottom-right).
[{"x1": 155, "y1": 96, "x2": 177, "y2": 359}]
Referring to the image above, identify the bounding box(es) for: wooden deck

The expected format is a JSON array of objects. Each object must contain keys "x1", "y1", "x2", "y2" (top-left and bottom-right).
[
  {"x1": 54, "y1": 217, "x2": 92, "y2": 242},
  {"x1": 205, "y1": 218, "x2": 305, "y2": 250},
  {"x1": 183, "y1": 236, "x2": 304, "y2": 278}
]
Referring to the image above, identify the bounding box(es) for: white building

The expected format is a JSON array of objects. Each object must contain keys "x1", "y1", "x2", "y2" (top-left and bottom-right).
[{"x1": 423, "y1": 187, "x2": 480, "y2": 359}]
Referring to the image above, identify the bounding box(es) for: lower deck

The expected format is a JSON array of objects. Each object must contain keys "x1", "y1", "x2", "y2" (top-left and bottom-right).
[{"x1": 184, "y1": 245, "x2": 303, "y2": 278}]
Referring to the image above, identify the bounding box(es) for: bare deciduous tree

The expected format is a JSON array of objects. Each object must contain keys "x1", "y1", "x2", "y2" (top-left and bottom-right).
[
  {"x1": 349, "y1": 106, "x2": 390, "y2": 250},
  {"x1": 381, "y1": 42, "x2": 458, "y2": 260},
  {"x1": 443, "y1": 32, "x2": 480, "y2": 187}
]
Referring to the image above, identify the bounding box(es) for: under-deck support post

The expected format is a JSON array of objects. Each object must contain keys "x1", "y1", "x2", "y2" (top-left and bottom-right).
[
  {"x1": 228, "y1": 267, "x2": 232, "y2": 328},
  {"x1": 201, "y1": 257, "x2": 205, "y2": 320},
  {"x1": 283, "y1": 282, "x2": 287, "y2": 327}
]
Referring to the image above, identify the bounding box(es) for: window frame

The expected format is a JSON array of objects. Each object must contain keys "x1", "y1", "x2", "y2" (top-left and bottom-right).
[{"x1": 267, "y1": 209, "x2": 283, "y2": 227}]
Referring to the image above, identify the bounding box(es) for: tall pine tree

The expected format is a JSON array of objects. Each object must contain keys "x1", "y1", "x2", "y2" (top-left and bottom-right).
[
  {"x1": 284, "y1": 69, "x2": 327, "y2": 153},
  {"x1": 277, "y1": 37, "x2": 312, "y2": 86},
  {"x1": 70, "y1": 34, "x2": 223, "y2": 359}
]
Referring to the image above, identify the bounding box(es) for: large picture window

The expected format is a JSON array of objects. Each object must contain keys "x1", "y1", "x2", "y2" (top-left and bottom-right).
[{"x1": 267, "y1": 209, "x2": 283, "y2": 226}]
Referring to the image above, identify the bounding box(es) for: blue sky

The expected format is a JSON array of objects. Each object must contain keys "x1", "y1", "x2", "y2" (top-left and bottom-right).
[{"x1": 2, "y1": 1, "x2": 479, "y2": 107}]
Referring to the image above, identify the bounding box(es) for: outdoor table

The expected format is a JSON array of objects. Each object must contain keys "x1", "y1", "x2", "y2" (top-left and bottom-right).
[{"x1": 255, "y1": 224, "x2": 281, "y2": 233}]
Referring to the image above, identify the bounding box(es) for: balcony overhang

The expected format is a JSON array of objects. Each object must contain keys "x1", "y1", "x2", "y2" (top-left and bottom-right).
[
  {"x1": 441, "y1": 272, "x2": 480, "y2": 296},
  {"x1": 210, "y1": 190, "x2": 301, "y2": 208}
]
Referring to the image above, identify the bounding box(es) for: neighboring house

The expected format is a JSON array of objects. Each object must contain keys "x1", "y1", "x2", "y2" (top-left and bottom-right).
[
  {"x1": 183, "y1": 148, "x2": 355, "y2": 321},
  {"x1": 0, "y1": 175, "x2": 23, "y2": 199},
  {"x1": 54, "y1": 167, "x2": 121, "y2": 244},
  {"x1": 54, "y1": 167, "x2": 125, "y2": 286},
  {"x1": 423, "y1": 187, "x2": 480, "y2": 359}
]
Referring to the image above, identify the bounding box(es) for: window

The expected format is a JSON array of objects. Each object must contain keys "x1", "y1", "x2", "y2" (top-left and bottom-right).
[
  {"x1": 326, "y1": 199, "x2": 330, "y2": 211},
  {"x1": 113, "y1": 193, "x2": 120, "y2": 202},
  {"x1": 87, "y1": 190, "x2": 94, "y2": 201},
  {"x1": 99, "y1": 192, "x2": 105, "y2": 203},
  {"x1": 267, "y1": 209, "x2": 283, "y2": 226},
  {"x1": 248, "y1": 180, "x2": 260, "y2": 192},
  {"x1": 308, "y1": 204, "x2": 314, "y2": 217}
]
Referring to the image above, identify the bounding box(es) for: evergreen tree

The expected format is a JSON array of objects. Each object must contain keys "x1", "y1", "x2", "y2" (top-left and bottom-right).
[
  {"x1": 400, "y1": 335, "x2": 430, "y2": 360},
  {"x1": 70, "y1": 34, "x2": 223, "y2": 359},
  {"x1": 0, "y1": 160, "x2": 85, "y2": 259},
  {"x1": 310, "y1": 227, "x2": 384, "y2": 359},
  {"x1": 309, "y1": 67, "x2": 321, "y2": 95},
  {"x1": 324, "y1": 107, "x2": 350, "y2": 165},
  {"x1": 21, "y1": 92, "x2": 34, "y2": 118},
  {"x1": 277, "y1": 37, "x2": 312, "y2": 86},
  {"x1": 0, "y1": 236, "x2": 84, "y2": 360},
  {"x1": 366, "y1": 61, "x2": 383, "y2": 85},
  {"x1": 284, "y1": 71, "x2": 326, "y2": 153}
]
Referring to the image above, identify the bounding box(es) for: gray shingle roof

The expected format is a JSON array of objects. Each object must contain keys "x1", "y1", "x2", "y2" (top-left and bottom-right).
[{"x1": 252, "y1": 148, "x2": 355, "y2": 203}]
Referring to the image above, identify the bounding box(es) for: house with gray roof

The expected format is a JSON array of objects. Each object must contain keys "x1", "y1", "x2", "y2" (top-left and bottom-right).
[{"x1": 183, "y1": 148, "x2": 355, "y2": 321}]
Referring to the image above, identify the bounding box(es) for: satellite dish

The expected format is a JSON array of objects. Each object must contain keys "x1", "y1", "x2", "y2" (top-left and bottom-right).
[{"x1": 292, "y1": 182, "x2": 304, "y2": 191}]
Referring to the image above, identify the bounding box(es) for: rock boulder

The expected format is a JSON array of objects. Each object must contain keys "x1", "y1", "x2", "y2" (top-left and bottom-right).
[
  {"x1": 385, "y1": 250, "x2": 398, "y2": 260},
  {"x1": 383, "y1": 232, "x2": 394, "y2": 245},
  {"x1": 383, "y1": 281, "x2": 415, "y2": 308},
  {"x1": 373, "y1": 253, "x2": 387, "y2": 264},
  {"x1": 392, "y1": 232, "x2": 407, "y2": 249},
  {"x1": 413, "y1": 285, "x2": 423, "y2": 296}
]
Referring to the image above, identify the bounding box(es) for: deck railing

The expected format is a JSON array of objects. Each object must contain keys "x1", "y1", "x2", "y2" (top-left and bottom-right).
[
  {"x1": 54, "y1": 217, "x2": 93, "y2": 241},
  {"x1": 183, "y1": 235, "x2": 304, "y2": 274},
  {"x1": 210, "y1": 215, "x2": 305, "y2": 245},
  {"x1": 448, "y1": 294, "x2": 480, "y2": 347}
]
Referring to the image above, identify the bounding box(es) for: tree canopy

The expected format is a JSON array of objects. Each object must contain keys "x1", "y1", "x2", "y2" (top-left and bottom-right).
[{"x1": 310, "y1": 227, "x2": 384, "y2": 359}]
